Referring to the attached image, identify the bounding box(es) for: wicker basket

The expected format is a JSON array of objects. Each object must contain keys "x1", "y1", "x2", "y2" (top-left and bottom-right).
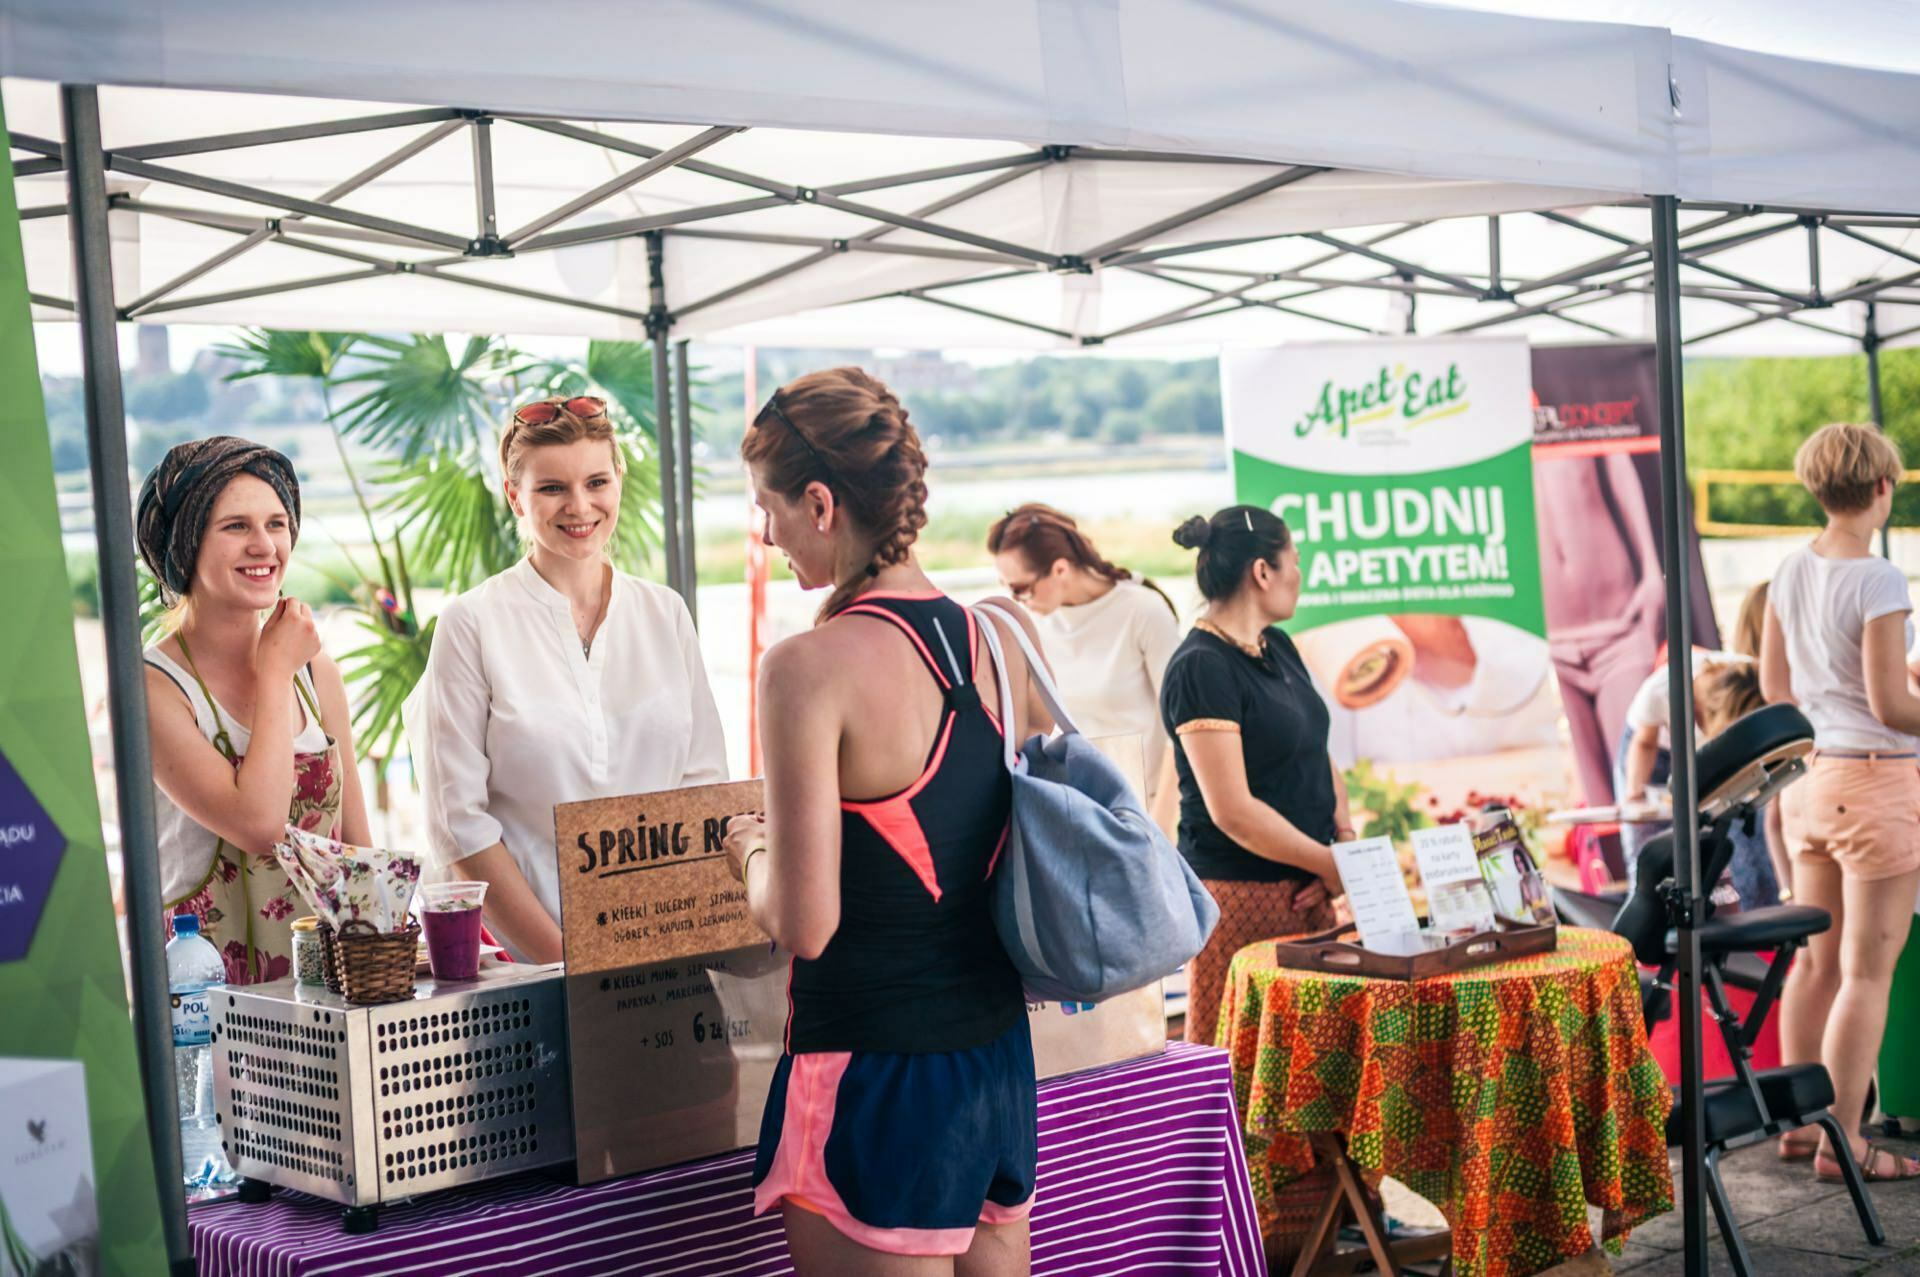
[
  {"x1": 318, "y1": 921, "x2": 343, "y2": 995},
  {"x1": 334, "y1": 919, "x2": 419, "y2": 1005}
]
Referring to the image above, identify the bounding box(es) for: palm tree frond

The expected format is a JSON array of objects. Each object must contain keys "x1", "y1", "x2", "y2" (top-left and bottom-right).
[
  {"x1": 379, "y1": 453, "x2": 519, "y2": 593},
  {"x1": 213, "y1": 328, "x2": 358, "y2": 381},
  {"x1": 342, "y1": 616, "x2": 436, "y2": 763},
  {"x1": 331, "y1": 333, "x2": 504, "y2": 461}
]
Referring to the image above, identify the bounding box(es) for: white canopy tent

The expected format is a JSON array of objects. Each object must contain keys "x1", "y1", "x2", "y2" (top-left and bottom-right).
[
  {"x1": 12, "y1": 4, "x2": 1920, "y2": 1273},
  {"x1": 8, "y1": 78, "x2": 1920, "y2": 358}
]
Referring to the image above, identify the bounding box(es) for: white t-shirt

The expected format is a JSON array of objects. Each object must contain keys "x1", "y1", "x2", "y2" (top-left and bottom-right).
[
  {"x1": 1772, "y1": 544, "x2": 1917, "y2": 752},
  {"x1": 1031, "y1": 579, "x2": 1181, "y2": 806},
  {"x1": 404, "y1": 559, "x2": 728, "y2": 953},
  {"x1": 1625, "y1": 648, "x2": 1752, "y2": 750}
]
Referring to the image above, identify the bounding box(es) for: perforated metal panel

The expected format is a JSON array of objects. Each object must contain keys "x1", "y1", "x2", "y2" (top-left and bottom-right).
[{"x1": 212, "y1": 965, "x2": 571, "y2": 1206}]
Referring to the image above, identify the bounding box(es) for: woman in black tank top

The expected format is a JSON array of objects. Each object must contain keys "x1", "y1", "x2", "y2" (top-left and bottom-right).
[{"x1": 723, "y1": 368, "x2": 1054, "y2": 1276}]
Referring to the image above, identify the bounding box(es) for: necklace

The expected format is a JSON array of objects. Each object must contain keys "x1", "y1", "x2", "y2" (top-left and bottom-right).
[{"x1": 1195, "y1": 617, "x2": 1264, "y2": 660}]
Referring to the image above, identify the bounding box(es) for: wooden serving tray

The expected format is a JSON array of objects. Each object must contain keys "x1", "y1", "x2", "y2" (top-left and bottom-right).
[{"x1": 1272, "y1": 918, "x2": 1558, "y2": 981}]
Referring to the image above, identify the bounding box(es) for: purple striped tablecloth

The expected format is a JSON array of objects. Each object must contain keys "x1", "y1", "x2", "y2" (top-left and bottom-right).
[{"x1": 191, "y1": 1041, "x2": 1265, "y2": 1276}]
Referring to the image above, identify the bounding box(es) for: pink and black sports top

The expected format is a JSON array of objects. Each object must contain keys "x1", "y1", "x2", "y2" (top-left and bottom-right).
[{"x1": 785, "y1": 592, "x2": 1025, "y2": 1056}]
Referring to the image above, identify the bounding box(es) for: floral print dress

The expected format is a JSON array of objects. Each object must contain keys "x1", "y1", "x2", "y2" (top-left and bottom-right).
[{"x1": 154, "y1": 640, "x2": 342, "y2": 985}]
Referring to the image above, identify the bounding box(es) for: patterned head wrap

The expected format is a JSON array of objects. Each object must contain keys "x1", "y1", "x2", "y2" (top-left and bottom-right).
[{"x1": 136, "y1": 436, "x2": 302, "y2": 600}]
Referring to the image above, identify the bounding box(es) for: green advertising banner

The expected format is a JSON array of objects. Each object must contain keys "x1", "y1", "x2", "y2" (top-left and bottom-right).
[
  {"x1": 0, "y1": 102, "x2": 170, "y2": 1273},
  {"x1": 1224, "y1": 336, "x2": 1559, "y2": 775}
]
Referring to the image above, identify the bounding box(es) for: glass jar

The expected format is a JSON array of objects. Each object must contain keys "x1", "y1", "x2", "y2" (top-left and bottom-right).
[{"x1": 292, "y1": 916, "x2": 325, "y2": 986}]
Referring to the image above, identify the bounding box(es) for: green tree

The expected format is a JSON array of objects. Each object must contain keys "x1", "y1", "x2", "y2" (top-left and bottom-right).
[
  {"x1": 126, "y1": 370, "x2": 211, "y2": 422},
  {"x1": 1102, "y1": 410, "x2": 1145, "y2": 446},
  {"x1": 1682, "y1": 351, "x2": 1920, "y2": 527}
]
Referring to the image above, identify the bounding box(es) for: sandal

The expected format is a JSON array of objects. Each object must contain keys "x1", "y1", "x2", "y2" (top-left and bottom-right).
[
  {"x1": 1814, "y1": 1141, "x2": 1920, "y2": 1183},
  {"x1": 1778, "y1": 1132, "x2": 1820, "y2": 1162}
]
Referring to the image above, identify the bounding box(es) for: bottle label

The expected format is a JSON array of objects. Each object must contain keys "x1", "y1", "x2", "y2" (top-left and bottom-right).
[{"x1": 171, "y1": 988, "x2": 212, "y2": 1048}]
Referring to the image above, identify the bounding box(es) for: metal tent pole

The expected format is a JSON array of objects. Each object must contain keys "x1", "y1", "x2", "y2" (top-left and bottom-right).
[
  {"x1": 1651, "y1": 193, "x2": 1710, "y2": 1277},
  {"x1": 1866, "y1": 301, "x2": 1892, "y2": 559},
  {"x1": 673, "y1": 340, "x2": 698, "y2": 624},
  {"x1": 61, "y1": 83, "x2": 196, "y2": 1275},
  {"x1": 645, "y1": 230, "x2": 685, "y2": 599}
]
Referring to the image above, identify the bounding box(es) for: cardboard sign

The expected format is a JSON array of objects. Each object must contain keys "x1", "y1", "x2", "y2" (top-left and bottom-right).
[
  {"x1": 564, "y1": 957, "x2": 1167, "y2": 1185},
  {"x1": 1332, "y1": 836, "x2": 1420, "y2": 949},
  {"x1": 565, "y1": 946, "x2": 785, "y2": 1184},
  {"x1": 555, "y1": 779, "x2": 768, "y2": 974}
]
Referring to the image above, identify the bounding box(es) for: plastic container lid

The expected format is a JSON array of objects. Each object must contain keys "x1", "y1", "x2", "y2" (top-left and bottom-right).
[
  {"x1": 173, "y1": 912, "x2": 200, "y2": 935},
  {"x1": 291, "y1": 916, "x2": 319, "y2": 933}
]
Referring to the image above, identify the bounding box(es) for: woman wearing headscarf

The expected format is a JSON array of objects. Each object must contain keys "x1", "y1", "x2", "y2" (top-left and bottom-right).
[{"x1": 138, "y1": 436, "x2": 371, "y2": 984}]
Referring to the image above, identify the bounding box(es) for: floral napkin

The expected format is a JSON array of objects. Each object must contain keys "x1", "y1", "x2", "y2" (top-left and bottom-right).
[{"x1": 274, "y1": 825, "x2": 422, "y2": 933}]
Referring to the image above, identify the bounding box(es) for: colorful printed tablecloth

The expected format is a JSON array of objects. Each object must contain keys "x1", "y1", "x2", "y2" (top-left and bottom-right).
[
  {"x1": 189, "y1": 1042, "x2": 1264, "y2": 1276},
  {"x1": 1220, "y1": 926, "x2": 1673, "y2": 1277}
]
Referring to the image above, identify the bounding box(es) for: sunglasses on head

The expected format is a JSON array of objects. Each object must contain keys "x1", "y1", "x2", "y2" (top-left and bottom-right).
[{"x1": 513, "y1": 396, "x2": 608, "y2": 426}]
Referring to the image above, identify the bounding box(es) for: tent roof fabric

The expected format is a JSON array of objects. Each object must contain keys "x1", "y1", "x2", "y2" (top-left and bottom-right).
[{"x1": 8, "y1": 3, "x2": 1920, "y2": 353}]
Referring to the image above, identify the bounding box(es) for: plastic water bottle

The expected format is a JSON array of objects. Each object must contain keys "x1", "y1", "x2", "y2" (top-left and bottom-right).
[{"x1": 167, "y1": 913, "x2": 231, "y2": 1188}]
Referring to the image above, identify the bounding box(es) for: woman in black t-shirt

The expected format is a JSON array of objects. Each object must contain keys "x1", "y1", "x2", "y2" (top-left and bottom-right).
[{"x1": 1161, "y1": 505, "x2": 1351, "y2": 1046}]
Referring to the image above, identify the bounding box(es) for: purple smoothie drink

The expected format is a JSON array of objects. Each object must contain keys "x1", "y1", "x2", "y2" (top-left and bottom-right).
[{"x1": 419, "y1": 881, "x2": 489, "y2": 982}]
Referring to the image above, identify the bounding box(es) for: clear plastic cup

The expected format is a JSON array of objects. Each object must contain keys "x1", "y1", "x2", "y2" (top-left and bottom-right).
[{"x1": 419, "y1": 881, "x2": 489, "y2": 981}]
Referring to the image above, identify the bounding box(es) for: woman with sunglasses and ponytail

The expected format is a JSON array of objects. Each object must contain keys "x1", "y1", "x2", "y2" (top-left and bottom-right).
[
  {"x1": 720, "y1": 368, "x2": 1052, "y2": 1276},
  {"x1": 1163, "y1": 505, "x2": 1347, "y2": 1047},
  {"x1": 987, "y1": 504, "x2": 1181, "y2": 830},
  {"x1": 406, "y1": 396, "x2": 727, "y2": 964}
]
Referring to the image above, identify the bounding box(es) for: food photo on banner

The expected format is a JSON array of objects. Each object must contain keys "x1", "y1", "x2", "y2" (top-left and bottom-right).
[{"x1": 1224, "y1": 337, "x2": 1560, "y2": 864}]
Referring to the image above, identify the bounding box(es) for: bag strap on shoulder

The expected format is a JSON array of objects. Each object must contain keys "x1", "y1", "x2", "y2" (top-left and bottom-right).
[
  {"x1": 972, "y1": 602, "x2": 1081, "y2": 748},
  {"x1": 973, "y1": 606, "x2": 1020, "y2": 772}
]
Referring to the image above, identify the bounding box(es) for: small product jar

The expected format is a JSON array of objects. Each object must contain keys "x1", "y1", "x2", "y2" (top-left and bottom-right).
[{"x1": 292, "y1": 916, "x2": 325, "y2": 986}]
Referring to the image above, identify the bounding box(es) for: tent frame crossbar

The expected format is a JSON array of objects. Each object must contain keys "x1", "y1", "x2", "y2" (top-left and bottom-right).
[{"x1": 20, "y1": 100, "x2": 1920, "y2": 353}]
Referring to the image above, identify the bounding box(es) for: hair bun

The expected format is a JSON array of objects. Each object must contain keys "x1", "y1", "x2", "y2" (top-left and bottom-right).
[{"x1": 1172, "y1": 515, "x2": 1213, "y2": 550}]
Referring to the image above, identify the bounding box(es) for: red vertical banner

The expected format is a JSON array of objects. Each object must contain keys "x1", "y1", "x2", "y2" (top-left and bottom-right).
[
  {"x1": 1531, "y1": 342, "x2": 1719, "y2": 806},
  {"x1": 744, "y1": 349, "x2": 768, "y2": 776}
]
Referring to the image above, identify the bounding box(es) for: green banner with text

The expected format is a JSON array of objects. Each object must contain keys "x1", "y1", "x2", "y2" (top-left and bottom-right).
[
  {"x1": 1223, "y1": 336, "x2": 1558, "y2": 775},
  {"x1": 0, "y1": 101, "x2": 170, "y2": 1273}
]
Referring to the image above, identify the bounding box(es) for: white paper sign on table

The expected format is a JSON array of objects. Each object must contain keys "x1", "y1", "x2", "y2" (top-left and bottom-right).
[
  {"x1": 1332, "y1": 836, "x2": 1421, "y2": 950},
  {"x1": 1410, "y1": 824, "x2": 1481, "y2": 886}
]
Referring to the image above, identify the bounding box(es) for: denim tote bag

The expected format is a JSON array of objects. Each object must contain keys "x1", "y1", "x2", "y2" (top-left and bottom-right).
[{"x1": 973, "y1": 603, "x2": 1219, "y2": 1002}]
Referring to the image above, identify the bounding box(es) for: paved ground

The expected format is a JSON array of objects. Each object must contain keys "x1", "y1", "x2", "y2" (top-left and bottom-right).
[
  {"x1": 1599, "y1": 1133, "x2": 1920, "y2": 1276},
  {"x1": 1368, "y1": 1126, "x2": 1920, "y2": 1275}
]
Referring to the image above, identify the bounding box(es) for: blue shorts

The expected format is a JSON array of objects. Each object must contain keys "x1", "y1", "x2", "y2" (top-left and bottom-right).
[{"x1": 751, "y1": 1017, "x2": 1037, "y2": 1255}]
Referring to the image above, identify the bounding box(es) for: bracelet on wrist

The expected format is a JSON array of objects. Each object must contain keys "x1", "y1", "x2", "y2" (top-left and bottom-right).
[{"x1": 742, "y1": 845, "x2": 768, "y2": 880}]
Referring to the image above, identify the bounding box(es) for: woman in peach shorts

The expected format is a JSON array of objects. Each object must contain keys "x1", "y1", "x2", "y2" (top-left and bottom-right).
[{"x1": 1762, "y1": 422, "x2": 1920, "y2": 1183}]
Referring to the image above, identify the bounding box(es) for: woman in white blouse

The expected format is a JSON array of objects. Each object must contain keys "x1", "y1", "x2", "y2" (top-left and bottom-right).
[
  {"x1": 987, "y1": 504, "x2": 1181, "y2": 829},
  {"x1": 406, "y1": 396, "x2": 728, "y2": 962}
]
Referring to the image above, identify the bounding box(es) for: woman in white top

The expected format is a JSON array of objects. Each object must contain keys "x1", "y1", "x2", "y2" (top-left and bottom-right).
[
  {"x1": 987, "y1": 504, "x2": 1181, "y2": 828},
  {"x1": 137, "y1": 436, "x2": 372, "y2": 984},
  {"x1": 407, "y1": 396, "x2": 728, "y2": 963},
  {"x1": 1762, "y1": 422, "x2": 1920, "y2": 1182}
]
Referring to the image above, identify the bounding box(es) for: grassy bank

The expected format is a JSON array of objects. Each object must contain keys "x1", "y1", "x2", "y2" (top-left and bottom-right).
[{"x1": 693, "y1": 510, "x2": 1195, "y2": 588}]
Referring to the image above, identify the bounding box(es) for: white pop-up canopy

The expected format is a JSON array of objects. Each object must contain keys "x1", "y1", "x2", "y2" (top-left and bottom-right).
[
  {"x1": 12, "y1": 8, "x2": 1920, "y2": 1273},
  {"x1": 9, "y1": 0, "x2": 1920, "y2": 357}
]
